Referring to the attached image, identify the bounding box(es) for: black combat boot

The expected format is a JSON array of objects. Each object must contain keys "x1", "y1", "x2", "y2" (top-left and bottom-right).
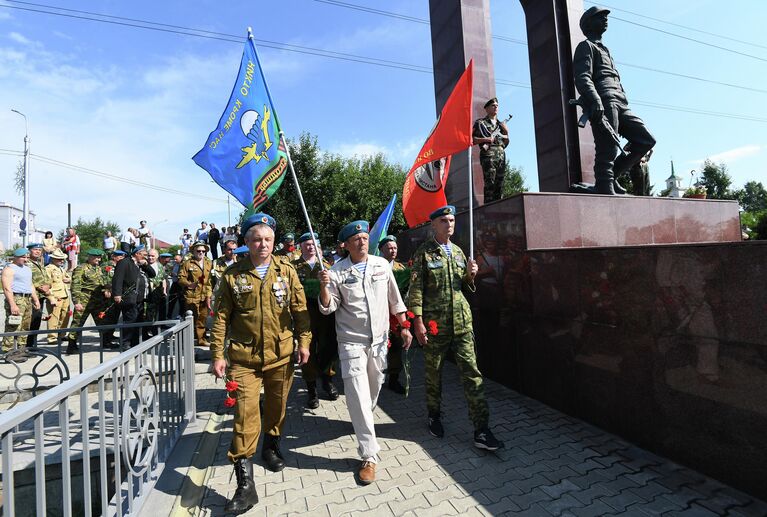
[
  {"x1": 428, "y1": 412, "x2": 444, "y2": 438},
  {"x1": 65, "y1": 338, "x2": 79, "y2": 356},
  {"x1": 224, "y1": 458, "x2": 258, "y2": 514},
  {"x1": 261, "y1": 434, "x2": 285, "y2": 472},
  {"x1": 321, "y1": 375, "x2": 339, "y2": 401},
  {"x1": 306, "y1": 381, "x2": 319, "y2": 409}
]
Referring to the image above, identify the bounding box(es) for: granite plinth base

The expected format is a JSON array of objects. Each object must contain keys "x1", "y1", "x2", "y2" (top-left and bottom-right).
[{"x1": 396, "y1": 193, "x2": 764, "y2": 499}]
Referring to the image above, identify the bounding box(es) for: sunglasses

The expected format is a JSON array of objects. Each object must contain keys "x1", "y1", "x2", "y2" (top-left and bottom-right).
[{"x1": 194, "y1": 249, "x2": 206, "y2": 253}]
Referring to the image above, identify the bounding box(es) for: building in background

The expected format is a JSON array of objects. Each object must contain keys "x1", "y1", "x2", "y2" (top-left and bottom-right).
[{"x1": 0, "y1": 202, "x2": 46, "y2": 253}]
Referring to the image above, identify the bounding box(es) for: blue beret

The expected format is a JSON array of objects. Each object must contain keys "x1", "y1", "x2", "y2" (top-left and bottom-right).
[
  {"x1": 377, "y1": 235, "x2": 396, "y2": 249},
  {"x1": 297, "y1": 232, "x2": 319, "y2": 244},
  {"x1": 338, "y1": 220, "x2": 369, "y2": 243},
  {"x1": 131, "y1": 245, "x2": 146, "y2": 255},
  {"x1": 112, "y1": 250, "x2": 127, "y2": 256},
  {"x1": 429, "y1": 205, "x2": 456, "y2": 220},
  {"x1": 241, "y1": 213, "x2": 276, "y2": 236},
  {"x1": 159, "y1": 253, "x2": 173, "y2": 258},
  {"x1": 26, "y1": 243, "x2": 43, "y2": 249},
  {"x1": 234, "y1": 245, "x2": 249, "y2": 255},
  {"x1": 13, "y1": 247, "x2": 29, "y2": 257}
]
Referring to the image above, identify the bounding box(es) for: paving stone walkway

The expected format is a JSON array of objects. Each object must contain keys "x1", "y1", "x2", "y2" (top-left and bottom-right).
[{"x1": 145, "y1": 347, "x2": 767, "y2": 516}]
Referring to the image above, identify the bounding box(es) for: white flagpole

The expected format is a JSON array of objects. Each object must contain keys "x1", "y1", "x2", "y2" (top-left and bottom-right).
[
  {"x1": 468, "y1": 145, "x2": 474, "y2": 259},
  {"x1": 279, "y1": 132, "x2": 325, "y2": 271},
  {"x1": 248, "y1": 27, "x2": 324, "y2": 271}
]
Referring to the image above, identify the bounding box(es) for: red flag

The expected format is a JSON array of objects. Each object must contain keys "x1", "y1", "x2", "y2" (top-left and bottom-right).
[{"x1": 403, "y1": 60, "x2": 473, "y2": 228}]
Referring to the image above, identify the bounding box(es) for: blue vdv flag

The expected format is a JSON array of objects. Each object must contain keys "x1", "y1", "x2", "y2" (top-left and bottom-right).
[
  {"x1": 193, "y1": 32, "x2": 287, "y2": 212},
  {"x1": 369, "y1": 194, "x2": 397, "y2": 255}
]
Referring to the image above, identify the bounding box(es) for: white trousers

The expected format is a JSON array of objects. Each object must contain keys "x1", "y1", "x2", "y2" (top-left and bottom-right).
[{"x1": 339, "y1": 343, "x2": 387, "y2": 462}]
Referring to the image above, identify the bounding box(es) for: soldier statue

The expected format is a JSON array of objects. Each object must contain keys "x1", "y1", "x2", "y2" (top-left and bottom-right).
[
  {"x1": 472, "y1": 98, "x2": 509, "y2": 203},
  {"x1": 573, "y1": 6, "x2": 656, "y2": 195}
]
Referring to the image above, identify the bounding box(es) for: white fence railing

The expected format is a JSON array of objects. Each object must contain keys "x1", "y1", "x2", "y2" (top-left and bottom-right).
[{"x1": 0, "y1": 315, "x2": 196, "y2": 517}]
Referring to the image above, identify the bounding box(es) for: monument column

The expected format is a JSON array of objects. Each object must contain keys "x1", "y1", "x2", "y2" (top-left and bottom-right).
[
  {"x1": 429, "y1": 0, "x2": 496, "y2": 211},
  {"x1": 519, "y1": 0, "x2": 595, "y2": 191}
]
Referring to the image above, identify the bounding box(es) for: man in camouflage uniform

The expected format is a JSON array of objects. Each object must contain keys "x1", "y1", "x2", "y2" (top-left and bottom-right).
[
  {"x1": 178, "y1": 241, "x2": 213, "y2": 346},
  {"x1": 144, "y1": 249, "x2": 168, "y2": 337},
  {"x1": 26, "y1": 243, "x2": 52, "y2": 348},
  {"x1": 472, "y1": 98, "x2": 509, "y2": 203},
  {"x1": 291, "y1": 232, "x2": 338, "y2": 408},
  {"x1": 44, "y1": 249, "x2": 72, "y2": 345},
  {"x1": 378, "y1": 235, "x2": 408, "y2": 394},
  {"x1": 407, "y1": 205, "x2": 503, "y2": 451},
  {"x1": 1, "y1": 248, "x2": 39, "y2": 360},
  {"x1": 68, "y1": 249, "x2": 112, "y2": 354},
  {"x1": 274, "y1": 233, "x2": 299, "y2": 260},
  {"x1": 212, "y1": 239, "x2": 238, "y2": 293}
]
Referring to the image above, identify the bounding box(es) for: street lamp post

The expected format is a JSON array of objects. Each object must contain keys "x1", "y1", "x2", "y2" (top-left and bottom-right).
[{"x1": 11, "y1": 109, "x2": 29, "y2": 247}]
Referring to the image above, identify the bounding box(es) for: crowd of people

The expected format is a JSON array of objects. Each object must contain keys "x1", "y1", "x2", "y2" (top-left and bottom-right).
[{"x1": 2, "y1": 209, "x2": 504, "y2": 514}]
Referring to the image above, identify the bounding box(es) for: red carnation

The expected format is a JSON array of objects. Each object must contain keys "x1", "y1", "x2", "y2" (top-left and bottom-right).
[
  {"x1": 223, "y1": 396, "x2": 236, "y2": 408},
  {"x1": 225, "y1": 380, "x2": 239, "y2": 392},
  {"x1": 387, "y1": 339, "x2": 392, "y2": 349},
  {"x1": 407, "y1": 259, "x2": 414, "y2": 267},
  {"x1": 209, "y1": 310, "x2": 215, "y2": 317},
  {"x1": 67, "y1": 310, "x2": 73, "y2": 317},
  {"x1": 406, "y1": 310, "x2": 415, "y2": 319},
  {"x1": 427, "y1": 320, "x2": 438, "y2": 335},
  {"x1": 98, "y1": 311, "x2": 106, "y2": 319},
  {"x1": 105, "y1": 266, "x2": 113, "y2": 273},
  {"x1": 400, "y1": 320, "x2": 412, "y2": 330}
]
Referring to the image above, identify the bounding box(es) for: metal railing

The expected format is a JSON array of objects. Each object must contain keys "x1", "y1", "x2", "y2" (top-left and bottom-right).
[{"x1": 0, "y1": 314, "x2": 196, "y2": 516}]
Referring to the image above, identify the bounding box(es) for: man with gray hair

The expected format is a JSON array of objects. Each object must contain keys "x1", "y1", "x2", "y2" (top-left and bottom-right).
[{"x1": 319, "y1": 220, "x2": 412, "y2": 485}]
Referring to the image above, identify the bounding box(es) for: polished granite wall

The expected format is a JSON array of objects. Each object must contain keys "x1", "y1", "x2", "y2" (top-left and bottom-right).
[{"x1": 397, "y1": 194, "x2": 765, "y2": 499}]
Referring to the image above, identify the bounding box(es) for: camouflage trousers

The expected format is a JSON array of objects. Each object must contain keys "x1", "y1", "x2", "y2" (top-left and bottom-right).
[
  {"x1": 424, "y1": 331, "x2": 489, "y2": 430},
  {"x1": 480, "y1": 146, "x2": 506, "y2": 203},
  {"x1": 3, "y1": 295, "x2": 33, "y2": 351},
  {"x1": 68, "y1": 294, "x2": 109, "y2": 341}
]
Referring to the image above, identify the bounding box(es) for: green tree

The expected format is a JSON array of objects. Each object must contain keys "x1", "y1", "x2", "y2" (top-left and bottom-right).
[
  {"x1": 259, "y1": 133, "x2": 408, "y2": 246},
  {"x1": 501, "y1": 163, "x2": 528, "y2": 197},
  {"x1": 699, "y1": 159, "x2": 736, "y2": 200},
  {"x1": 733, "y1": 181, "x2": 767, "y2": 213},
  {"x1": 59, "y1": 217, "x2": 121, "y2": 259}
]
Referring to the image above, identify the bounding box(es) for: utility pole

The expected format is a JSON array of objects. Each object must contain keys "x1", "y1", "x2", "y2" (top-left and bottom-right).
[{"x1": 11, "y1": 109, "x2": 29, "y2": 247}]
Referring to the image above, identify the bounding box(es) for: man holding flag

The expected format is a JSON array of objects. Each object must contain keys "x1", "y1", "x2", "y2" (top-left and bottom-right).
[{"x1": 194, "y1": 28, "x2": 323, "y2": 513}]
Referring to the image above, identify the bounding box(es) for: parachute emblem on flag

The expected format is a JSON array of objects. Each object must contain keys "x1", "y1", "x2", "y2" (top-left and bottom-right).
[
  {"x1": 237, "y1": 106, "x2": 274, "y2": 168},
  {"x1": 413, "y1": 157, "x2": 448, "y2": 192}
]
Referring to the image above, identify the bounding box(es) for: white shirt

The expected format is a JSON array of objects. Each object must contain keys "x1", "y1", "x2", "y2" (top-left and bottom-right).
[{"x1": 319, "y1": 254, "x2": 406, "y2": 352}]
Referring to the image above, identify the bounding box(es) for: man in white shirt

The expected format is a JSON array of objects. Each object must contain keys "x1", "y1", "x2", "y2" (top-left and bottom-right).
[{"x1": 319, "y1": 220, "x2": 412, "y2": 485}]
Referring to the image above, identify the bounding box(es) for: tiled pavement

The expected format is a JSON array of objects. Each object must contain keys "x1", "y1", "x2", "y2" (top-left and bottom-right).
[{"x1": 145, "y1": 347, "x2": 767, "y2": 516}]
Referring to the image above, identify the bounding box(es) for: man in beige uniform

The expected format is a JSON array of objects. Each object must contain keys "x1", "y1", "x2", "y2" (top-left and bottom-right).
[
  {"x1": 44, "y1": 249, "x2": 71, "y2": 345},
  {"x1": 211, "y1": 213, "x2": 311, "y2": 514},
  {"x1": 319, "y1": 220, "x2": 412, "y2": 485}
]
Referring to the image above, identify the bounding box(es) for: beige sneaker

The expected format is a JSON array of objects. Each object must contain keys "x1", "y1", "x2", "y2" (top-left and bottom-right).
[{"x1": 358, "y1": 460, "x2": 376, "y2": 485}]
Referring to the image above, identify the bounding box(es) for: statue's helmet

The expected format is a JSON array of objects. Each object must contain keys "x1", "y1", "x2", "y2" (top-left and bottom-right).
[{"x1": 579, "y1": 6, "x2": 610, "y2": 32}]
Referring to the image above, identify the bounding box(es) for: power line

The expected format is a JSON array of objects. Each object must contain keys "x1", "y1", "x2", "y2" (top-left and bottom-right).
[
  {"x1": 1, "y1": 2, "x2": 433, "y2": 74},
  {"x1": 3, "y1": 1, "x2": 766, "y2": 123},
  {"x1": 586, "y1": 1, "x2": 767, "y2": 51},
  {"x1": 29, "y1": 153, "x2": 229, "y2": 203},
  {"x1": 0, "y1": 149, "x2": 24, "y2": 156},
  {"x1": 608, "y1": 15, "x2": 767, "y2": 64}
]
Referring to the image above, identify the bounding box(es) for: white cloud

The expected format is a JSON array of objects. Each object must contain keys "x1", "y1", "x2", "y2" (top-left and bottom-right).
[
  {"x1": 8, "y1": 31, "x2": 31, "y2": 45},
  {"x1": 692, "y1": 144, "x2": 763, "y2": 164},
  {"x1": 333, "y1": 142, "x2": 388, "y2": 158}
]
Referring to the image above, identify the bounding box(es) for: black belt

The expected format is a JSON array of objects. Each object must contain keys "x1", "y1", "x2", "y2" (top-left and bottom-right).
[{"x1": 12, "y1": 293, "x2": 31, "y2": 297}]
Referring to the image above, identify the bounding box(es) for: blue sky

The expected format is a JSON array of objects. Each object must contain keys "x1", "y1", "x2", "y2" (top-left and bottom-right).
[{"x1": 0, "y1": 0, "x2": 765, "y2": 242}]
